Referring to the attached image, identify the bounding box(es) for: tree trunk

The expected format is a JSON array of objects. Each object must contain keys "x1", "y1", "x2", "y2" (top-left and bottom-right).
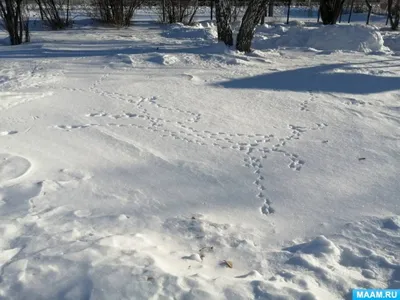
[
  {"x1": 319, "y1": 0, "x2": 345, "y2": 24},
  {"x1": 260, "y1": 5, "x2": 266, "y2": 24},
  {"x1": 268, "y1": 0, "x2": 274, "y2": 17},
  {"x1": 37, "y1": 0, "x2": 44, "y2": 20},
  {"x1": 388, "y1": 0, "x2": 400, "y2": 30},
  {"x1": 66, "y1": 0, "x2": 70, "y2": 25},
  {"x1": 210, "y1": 0, "x2": 213, "y2": 20},
  {"x1": 215, "y1": 0, "x2": 233, "y2": 46},
  {"x1": 162, "y1": 0, "x2": 166, "y2": 22},
  {"x1": 236, "y1": 0, "x2": 267, "y2": 52}
]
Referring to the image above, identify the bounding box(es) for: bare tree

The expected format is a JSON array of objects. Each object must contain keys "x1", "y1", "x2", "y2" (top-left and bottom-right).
[
  {"x1": 319, "y1": 0, "x2": 345, "y2": 24},
  {"x1": 36, "y1": 0, "x2": 71, "y2": 29},
  {"x1": 90, "y1": 0, "x2": 143, "y2": 26},
  {"x1": 215, "y1": 0, "x2": 233, "y2": 45},
  {"x1": 0, "y1": 0, "x2": 30, "y2": 45},
  {"x1": 235, "y1": 0, "x2": 267, "y2": 52},
  {"x1": 160, "y1": 0, "x2": 199, "y2": 24}
]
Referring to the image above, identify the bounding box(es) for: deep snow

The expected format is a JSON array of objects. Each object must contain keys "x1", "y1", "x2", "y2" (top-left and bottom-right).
[
  {"x1": 254, "y1": 23, "x2": 391, "y2": 53},
  {"x1": 0, "y1": 15, "x2": 399, "y2": 300}
]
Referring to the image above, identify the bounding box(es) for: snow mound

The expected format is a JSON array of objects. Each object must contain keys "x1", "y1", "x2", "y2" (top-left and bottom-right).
[
  {"x1": 147, "y1": 53, "x2": 181, "y2": 65},
  {"x1": 383, "y1": 33, "x2": 400, "y2": 52},
  {"x1": 254, "y1": 24, "x2": 389, "y2": 53},
  {"x1": 163, "y1": 214, "x2": 258, "y2": 251},
  {"x1": 274, "y1": 216, "x2": 400, "y2": 299},
  {"x1": 108, "y1": 53, "x2": 136, "y2": 69},
  {"x1": 162, "y1": 23, "x2": 217, "y2": 41},
  {"x1": 382, "y1": 216, "x2": 400, "y2": 230},
  {"x1": 283, "y1": 235, "x2": 341, "y2": 257},
  {"x1": 288, "y1": 20, "x2": 307, "y2": 27}
]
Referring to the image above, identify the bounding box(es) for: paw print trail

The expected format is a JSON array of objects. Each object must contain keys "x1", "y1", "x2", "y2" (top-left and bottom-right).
[{"x1": 52, "y1": 72, "x2": 328, "y2": 216}]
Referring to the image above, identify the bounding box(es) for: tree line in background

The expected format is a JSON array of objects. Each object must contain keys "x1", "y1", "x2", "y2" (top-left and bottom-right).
[{"x1": 0, "y1": 0, "x2": 399, "y2": 47}]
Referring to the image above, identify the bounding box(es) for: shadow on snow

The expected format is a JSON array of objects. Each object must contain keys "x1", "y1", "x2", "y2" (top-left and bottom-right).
[{"x1": 215, "y1": 62, "x2": 400, "y2": 94}]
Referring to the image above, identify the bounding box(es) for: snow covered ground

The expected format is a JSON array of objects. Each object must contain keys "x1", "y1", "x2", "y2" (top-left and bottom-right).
[{"x1": 0, "y1": 14, "x2": 399, "y2": 300}]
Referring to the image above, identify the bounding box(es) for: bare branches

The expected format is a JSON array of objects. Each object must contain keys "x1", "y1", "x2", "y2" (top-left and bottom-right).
[
  {"x1": 160, "y1": 0, "x2": 199, "y2": 25},
  {"x1": 0, "y1": 0, "x2": 29, "y2": 45},
  {"x1": 90, "y1": 0, "x2": 144, "y2": 27},
  {"x1": 36, "y1": 0, "x2": 71, "y2": 29}
]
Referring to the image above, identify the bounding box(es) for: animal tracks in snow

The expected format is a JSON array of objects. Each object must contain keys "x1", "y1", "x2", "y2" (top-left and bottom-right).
[
  {"x1": 299, "y1": 90, "x2": 316, "y2": 112},
  {"x1": 52, "y1": 73, "x2": 328, "y2": 216},
  {"x1": 54, "y1": 94, "x2": 328, "y2": 216},
  {"x1": 54, "y1": 124, "x2": 94, "y2": 131}
]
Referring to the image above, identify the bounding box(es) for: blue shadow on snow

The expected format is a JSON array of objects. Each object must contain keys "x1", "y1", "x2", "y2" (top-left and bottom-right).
[{"x1": 216, "y1": 63, "x2": 400, "y2": 95}]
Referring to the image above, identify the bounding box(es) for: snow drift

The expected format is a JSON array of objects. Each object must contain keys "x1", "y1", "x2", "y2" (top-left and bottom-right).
[
  {"x1": 162, "y1": 22, "x2": 217, "y2": 41},
  {"x1": 254, "y1": 24, "x2": 390, "y2": 53},
  {"x1": 383, "y1": 33, "x2": 400, "y2": 52}
]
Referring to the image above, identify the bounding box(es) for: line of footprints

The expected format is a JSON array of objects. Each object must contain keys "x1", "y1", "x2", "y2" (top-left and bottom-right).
[{"x1": 53, "y1": 77, "x2": 327, "y2": 216}]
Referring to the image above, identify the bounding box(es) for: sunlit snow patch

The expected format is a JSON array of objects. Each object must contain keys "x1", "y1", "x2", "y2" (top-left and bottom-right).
[{"x1": 254, "y1": 24, "x2": 391, "y2": 53}]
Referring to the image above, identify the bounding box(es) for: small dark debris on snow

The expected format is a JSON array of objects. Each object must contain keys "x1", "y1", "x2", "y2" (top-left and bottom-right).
[
  {"x1": 199, "y1": 246, "x2": 214, "y2": 253},
  {"x1": 358, "y1": 157, "x2": 366, "y2": 161},
  {"x1": 322, "y1": 140, "x2": 329, "y2": 143},
  {"x1": 221, "y1": 260, "x2": 233, "y2": 268}
]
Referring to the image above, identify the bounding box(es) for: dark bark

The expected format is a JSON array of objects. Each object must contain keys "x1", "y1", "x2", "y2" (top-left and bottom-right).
[
  {"x1": 187, "y1": 0, "x2": 198, "y2": 25},
  {"x1": 162, "y1": 0, "x2": 198, "y2": 24},
  {"x1": 0, "y1": 0, "x2": 29, "y2": 45},
  {"x1": 268, "y1": 0, "x2": 274, "y2": 17},
  {"x1": 37, "y1": 0, "x2": 44, "y2": 20},
  {"x1": 319, "y1": 0, "x2": 345, "y2": 24},
  {"x1": 162, "y1": 0, "x2": 166, "y2": 21},
  {"x1": 215, "y1": 0, "x2": 233, "y2": 46},
  {"x1": 236, "y1": 0, "x2": 268, "y2": 52},
  {"x1": 365, "y1": 0, "x2": 372, "y2": 24},
  {"x1": 66, "y1": 0, "x2": 69, "y2": 24},
  {"x1": 91, "y1": 0, "x2": 143, "y2": 26},
  {"x1": 24, "y1": 14, "x2": 29, "y2": 42},
  {"x1": 36, "y1": 0, "x2": 70, "y2": 29},
  {"x1": 260, "y1": 8, "x2": 265, "y2": 24},
  {"x1": 388, "y1": 0, "x2": 400, "y2": 30}
]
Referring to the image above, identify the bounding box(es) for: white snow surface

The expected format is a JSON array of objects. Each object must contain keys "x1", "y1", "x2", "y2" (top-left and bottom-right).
[
  {"x1": 0, "y1": 19, "x2": 399, "y2": 300},
  {"x1": 254, "y1": 23, "x2": 391, "y2": 53},
  {"x1": 383, "y1": 31, "x2": 400, "y2": 52}
]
